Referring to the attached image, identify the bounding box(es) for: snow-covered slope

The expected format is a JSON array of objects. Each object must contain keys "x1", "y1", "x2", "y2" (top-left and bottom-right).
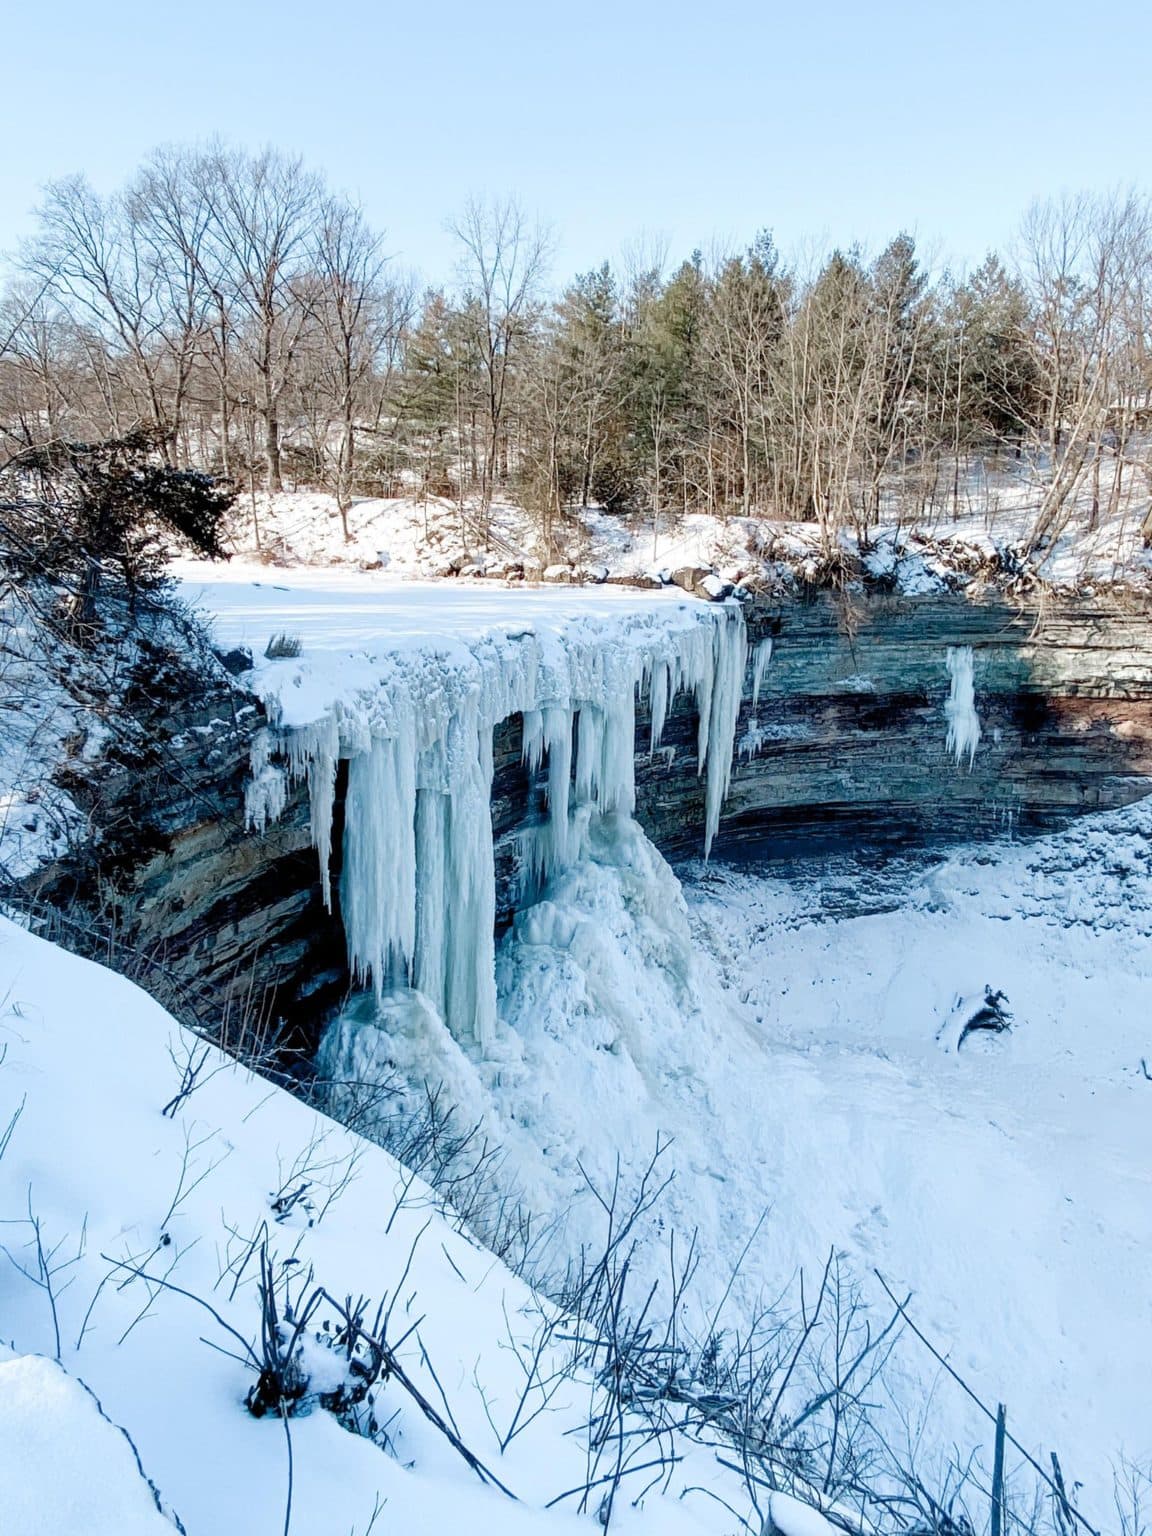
[
  {"x1": 0, "y1": 1351, "x2": 177, "y2": 1535},
  {"x1": 0, "y1": 914, "x2": 753, "y2": 1536},
  {"x1": 220, "y1": 471, "x2": 1152, "y2": 596}
]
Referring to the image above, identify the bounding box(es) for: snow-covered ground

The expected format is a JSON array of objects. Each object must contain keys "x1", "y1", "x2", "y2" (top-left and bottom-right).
[
  {"x1": 335, "y1": 798, "x2": 1151, "y2": 1518},
  {"x1": 4, "y1": 804, "x2": 1146, "y2": 1534},
  {"x1": 171, "y1": 557, "x2": 718, "y2": 730},
  {"x1": 221, "y1": 457, "x2": 1152, "y2": 595},
  {"x1": 6, "y1": 559, "x2": 1147, "y2": 1532},
  {"x1": 0, "y1": 912, "x2": 759, "y2": 1535}
]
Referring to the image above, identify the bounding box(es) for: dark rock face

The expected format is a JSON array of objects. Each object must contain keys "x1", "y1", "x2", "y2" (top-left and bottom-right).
[
  {"x1": 710, "y1": 591, "x2": 1152, "y2": 858},
  {"x1": 38, "y1": 589, "x2": 1152, "y2": 1047}
]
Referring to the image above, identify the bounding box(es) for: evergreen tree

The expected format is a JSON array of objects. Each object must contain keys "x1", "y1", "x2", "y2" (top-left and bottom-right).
[
  {"x1": 3, "y1": 428, "x2": 234, "y2": 625},
  {"x1": 956, "y1": 254, "x2": 1041, "y2": 442}
]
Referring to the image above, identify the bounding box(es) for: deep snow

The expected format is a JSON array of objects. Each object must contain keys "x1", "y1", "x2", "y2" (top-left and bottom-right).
[{"x1": 0, "y1": 912, "x2": 757, "y2": 1535}]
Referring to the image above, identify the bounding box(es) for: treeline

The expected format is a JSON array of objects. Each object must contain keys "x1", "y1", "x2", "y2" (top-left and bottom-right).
[{"x1": 3, "y1": 143, "x2": 1151, "y2": 555}]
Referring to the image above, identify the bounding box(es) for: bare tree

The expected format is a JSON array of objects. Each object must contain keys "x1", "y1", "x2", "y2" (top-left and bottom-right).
[
  {"x1": 126, "y1": 147, "x2": 217, "y2": 468},
  {"x1": 25, "y1": 177, "x2": 183, "y2": 453},
  {"x1": 300, "y1": 198, "x2": 411, "y2": 538},
  {"x1": 0, "y1": 281, "x2": 77, "y2": 449},
  {"x1": 193, "y1": 145, "x2": 324, "y2": 493},
  {"x1": 450, "y1": 197, "x2": 550, "y2": 538},
  {"x1": 1021, "y1": 192, "x2": 1152, "y2": 553}
]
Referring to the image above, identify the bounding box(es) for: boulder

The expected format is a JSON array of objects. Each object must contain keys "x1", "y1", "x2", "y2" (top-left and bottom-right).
[
  {"x1": 670, "y1": 565, "x2": 712, "y2": 594},
  {"x1": 698, "y1": 573, "x2": 734, "y2": 601},
  {"x1": 214, "y1": 647, "x2": 253, "y2": 677}
]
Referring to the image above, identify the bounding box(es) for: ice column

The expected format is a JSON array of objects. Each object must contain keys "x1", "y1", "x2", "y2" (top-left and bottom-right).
[
  {"x1": 341, "y1": 727, "x2": 418, "y2": 990},
  {"x1": 944, "y1": 645, "x2": 982, "y2": 769},
  {"x1": 701, "y1": 606, "x2": 749, "y2": 855}
]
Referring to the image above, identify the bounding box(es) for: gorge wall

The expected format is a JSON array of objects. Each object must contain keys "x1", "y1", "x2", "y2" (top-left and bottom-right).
[
  {"x1": 648, "y1": 591, "x2": 1152, "y2": 857},
  {"x1": 38, "y1": 587, "x2": 1152, "y2": 1047}
]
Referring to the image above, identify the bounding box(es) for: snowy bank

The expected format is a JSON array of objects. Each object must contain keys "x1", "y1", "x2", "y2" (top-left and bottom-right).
[{"x1": 0, "y1": 913, "x2": 753, "y2": 1535}]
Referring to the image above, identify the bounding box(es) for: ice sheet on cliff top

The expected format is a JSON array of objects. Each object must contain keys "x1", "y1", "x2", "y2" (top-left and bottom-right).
[{"x1": 173, "y1": 559, "x2": 724, "y2": 727}]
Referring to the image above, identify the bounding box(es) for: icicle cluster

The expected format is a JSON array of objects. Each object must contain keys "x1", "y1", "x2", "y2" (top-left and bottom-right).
[
  {"x1": 250, "y1": 600, "x2": 748, "y2": 1050},
  {"x1": 739, "y1": 637, "x2": 775, "y2": 761},
  {"x1": 944, "y1": 645, "x2": 982, "y2": 768}
]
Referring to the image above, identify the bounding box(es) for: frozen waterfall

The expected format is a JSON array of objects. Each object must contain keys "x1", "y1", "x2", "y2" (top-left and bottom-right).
[
  {"x1": 247, "y1": 597, "x2": 747, "y2": 1049},
  {"x1": 944, "y1": 645, "x2": 982, "y2": 768}
]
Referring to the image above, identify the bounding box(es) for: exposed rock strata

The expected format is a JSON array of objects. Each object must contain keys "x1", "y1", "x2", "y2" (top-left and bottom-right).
[{"x1": 33, "y1": 590, "x2": 1152, "y2": 1044}]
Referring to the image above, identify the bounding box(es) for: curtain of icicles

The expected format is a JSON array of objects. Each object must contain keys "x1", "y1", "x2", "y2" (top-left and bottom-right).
[{"x1": 248, "y1": 602, "x2": 749, "y2": 1049}]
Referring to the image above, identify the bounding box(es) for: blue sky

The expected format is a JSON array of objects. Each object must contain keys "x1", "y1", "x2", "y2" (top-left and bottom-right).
[{"x1": 3, "y1": 0, "x2": 1149, "y2": 286}]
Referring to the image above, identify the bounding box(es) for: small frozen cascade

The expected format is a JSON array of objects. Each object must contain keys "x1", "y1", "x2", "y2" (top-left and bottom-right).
[
  {"x1": 751, "y1": 637, "x2": 774, "y2": 707},
  {"x1": 944, "y1": 645, "x2": 982, "y2": 769},
  {"x1": 739, "y1": 636, "x2": 775, "y2": 762},
  {"x1": 248, "y1": 598, "x2": 747, "y2": 1050}
]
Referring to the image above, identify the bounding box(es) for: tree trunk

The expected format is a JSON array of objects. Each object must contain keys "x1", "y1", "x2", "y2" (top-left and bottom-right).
[{"x1": 265, "y1": 409, "x2": 283, "y2": 493}]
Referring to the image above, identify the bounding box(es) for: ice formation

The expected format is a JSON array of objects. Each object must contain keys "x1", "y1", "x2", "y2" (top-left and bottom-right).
[
  {"x1": 751, "y1": 637, "x2": 774, "y2": 707},
  {"x1": 739, "y1": 637, "x2": 776, "y2": 761},
  {"x1": 250, "y1": 599, "x2": 747, "y2": 1049},
  {"x1": 944, "y1": 645, "x2": 982, "y2": 768}
]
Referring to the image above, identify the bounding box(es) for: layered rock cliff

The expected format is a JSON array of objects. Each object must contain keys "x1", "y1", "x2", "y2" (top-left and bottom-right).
[
  {"x1": 31, "y1": 588, "x2": 1152, "y2": 1048},
  {"x1": 648, "y1": 591, "x2": 1152, "y2": 859}
]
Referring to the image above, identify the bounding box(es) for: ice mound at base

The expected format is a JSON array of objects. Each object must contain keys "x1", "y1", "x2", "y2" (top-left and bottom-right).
[
  {"x1": 318, "y1": 809, "x2": 699, "y2": 1148},
  {"x1": 501, "y1": 812, "x2": 697, "y2": 1042},
  {"x1": 317, "y1": 982, "x2": 493, "y2": 1127},
  {"x1": 320, "y1": 808, "x2": 719, "y2": 1280}
]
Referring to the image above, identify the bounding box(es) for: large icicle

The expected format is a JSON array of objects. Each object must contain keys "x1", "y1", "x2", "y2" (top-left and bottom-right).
[
  {"x1": 341, "y1": 727, "x2": 418, "y2": 991},
  {"x1": 739, "y1": 636, "x2": 775, "y2": 764},
  {"x1": 648, "y1": 661, "x2": 670, "y2": 756},
  {"x1": 944, "y1": 645, "x2": 982, "y2": 769},
  {"x1": 700, "y1": 606, "x2": 749, "y2": 856},
  {"x1": 751, "y1": 637, "x2": 773, "y2": 707},
  {"x1": 249, "y1": 595, "x2": 748, "y2": 1051}
]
